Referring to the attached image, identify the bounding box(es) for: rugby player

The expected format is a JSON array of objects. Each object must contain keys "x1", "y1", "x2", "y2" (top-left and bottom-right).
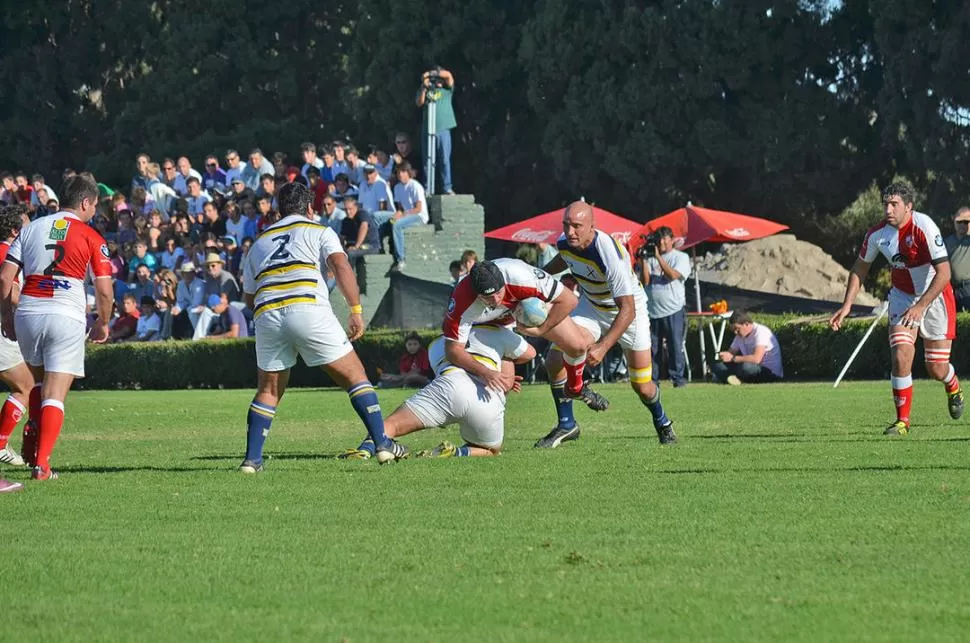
[
  {"x1": 536, "y1": 201, "x2": 677, "y2": 448},
  {"x1": 0, "y1": 175, "x2": 114, "y2": 481},
  {"x1": 238, "y1": 182, "x2": 407, "y2": 471},
  {"x1": 830, "y1": 182, "x2": 963, "y2": 435}
]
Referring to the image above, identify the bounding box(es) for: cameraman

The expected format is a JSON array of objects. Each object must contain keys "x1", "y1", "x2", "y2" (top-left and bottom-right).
[
  {"x1": 639, "y1": 227, "x2": 691, "y2": 387},
  {"x1": 415, "y1": 66, "x2": 457, "y2": 195}
]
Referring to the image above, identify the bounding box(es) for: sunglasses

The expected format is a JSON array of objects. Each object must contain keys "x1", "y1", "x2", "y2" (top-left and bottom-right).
[
  {"x1": 395, "y1": 140, "x2": 407, "y2": 144},
  {"x1": 163, "y1": 166, "x2": 175, "y2": 170},
  {"x1": 206, "y1": 163, "x2": 217, "y2": 168}
]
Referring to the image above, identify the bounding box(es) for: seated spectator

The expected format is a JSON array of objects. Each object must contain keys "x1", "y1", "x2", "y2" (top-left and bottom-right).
[
  {"x1": 391, "y1": 134, "x2": 422, "y2": 185},
  {"x1": 224, "y1": 148, "x2": 246, "y2": 186},
  {"x1": 259, "y1": 173, "x2": 277, "y2": 203},
  {"x1": 159, "y1": 237, "x2": 185, "y2": 271},
  {"x1": 319, "y1": 145, "x2": 336, "y2": 182},
  {"x1": 307, "y1": 166, "x2": 331, "y2": 214},
  {"x1": 14, "y1": 174, "x2": 33, "y2": 205},
  {"x1": 345, "y1": 146, "x2": 365, "y2": 186},
  {"x1": 255, "y1": 195, "x2": 274, "y2": 221},
  {"x1": 222, "y1": 236, "x2": 243, "y2": 277},
  {"x1": 331, "y1": 141, "x2": 350, "y2": 178},
  {"x1": 1, "y1": 172, "x2": 17, "y2": 205},
  {"x1": 128, "y1": 263, "x2": 156, "y2": 301},
  {"x1": 358, "y1": 163, "x2": 395, "y2": 227},
  {"x1": 387, "y1": 161, "x2": 429, "y2": 272},
  {"x1": 320, "y1": 195, "x2": 345, "y2": 229},
  {"x1": 185, "y1": 177, "x2": 212, "y2": 220},
  {"x1": 202, "y1": 155, "x2": 228, "y2": 195},
  {"x1": 172, "y1": 261, "x2": 205, "y2": 339},
  {"x1": 109, "y1": 293, "x2": 140, "y2": 342},
  {"x1": 713, "y1": 310, "x2": 784, "y2": 385},
  {"x1": 449, "y1": 260, "x2": 462, "y2": 285},
  {"x1": 174, "y1": 156, "x2": 203, "y2": 196},
  {"x1": 378, "y1": 333, "x2": 433, "y2": 389},
  {"x1": 146, "y1": 163, "x2": 178, "y2": 217},
  {"x1": 368, "y1": 146, "x2": 395, "y2": 182},
  {"x1": 133, "y1": 296, "x2": 162, "y2": 341},
  {"x1": 339, "y1": 196, "x2": 379, "y2": 259},
  {"x1": 228, "y1": 177, "x2": 256, "y2": 209},
  {"x1": 459, "y1": 249, "x2": 478, "y2": 277},
  {"x1": 116, "y1": 210, "x2": 137, "y2": 245},
  {"x1": 30, "y1": 174, "x2": 58, "y2": 208},
  {"x1": 127, "y1": 241, "x2": 158, "y2": 277},
  {"x1": 200, "y1": 201, "x2": 226, "y2": 238},
  {"x1": 203, "y1": 252, "x2": 240, "y2": 301},
  {"x1": 224, "y1": 201, "x2": 255, "y2": 244},
  {"x1": 301, "y1": 141, "x2": 325, "y2": 180},
  {"x1": 329, "y1": 173, "x2": 358, "y2": 205},
  {"x1": 284, "y1": 166, "x2": 306, "y2": 187},
  {"x1": 106, "y1": 239, "x2": 127, "y2": 282},
  {"x1": 204, "y1": 293, "x2": 249, "y2": 339}
]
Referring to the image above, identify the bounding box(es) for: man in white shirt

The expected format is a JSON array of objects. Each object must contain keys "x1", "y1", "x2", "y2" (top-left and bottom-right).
[
  {"x1": 357, "y1": 164, "x2": 394, "y2": 226},
  {"x1": 388, "y1": 161, "x2": 428, "y2": 272},
  {"x1": 172, "y1": 262, "x2": 206, "y2": 339},
  {"x1": 185, "y1": 177, "x2": 212, "y2": 220},
  {"x1": 173, "y1": 157, "x2": 203, "y2": 196},
  {"x1": 133, "y1": 297, "x2": 162, "y2": 341},
  {"x1": 224, "y1": 149, "x2": 247, "y2": 186},
  {"x1": 714, "y1": 310, "x2": 784, "y2": 384},
  {"x1": 639, "y1": 226, "x2": 692, "y2": 387}
]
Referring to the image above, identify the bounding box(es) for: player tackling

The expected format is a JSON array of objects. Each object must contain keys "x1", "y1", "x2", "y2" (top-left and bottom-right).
[
  {"x1": 0, "y1": 175, "x2": 114, "y2": 481},
  {"x1": 830, "y1": 181, "x2": 963, "y2": 435},
  {"x1": 537, "y1": 201, "x2": 676, "y2": 448},
  {"x1": 239, "y1": 182, "x2": 407, "y2": 470}
]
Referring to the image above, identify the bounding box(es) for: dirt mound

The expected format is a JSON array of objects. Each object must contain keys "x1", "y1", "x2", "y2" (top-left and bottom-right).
[{"x1": 693, "y1": 234, "x2": 881, "y2": 306}]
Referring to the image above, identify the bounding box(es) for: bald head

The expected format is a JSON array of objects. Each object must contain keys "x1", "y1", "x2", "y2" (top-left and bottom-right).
[{"x1": 562, "y1": 201, "x2": 596, "y2": 249}]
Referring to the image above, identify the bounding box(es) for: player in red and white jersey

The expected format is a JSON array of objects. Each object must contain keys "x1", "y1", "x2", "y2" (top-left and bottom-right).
[
  {"x1": 442, "y1": 257, "x2": 603, "y2": 406},
  {"x1": 0, "y1": 175, "x2": 114, "y2": 481},
  {"x1": 0, "y1": 205, "x2": 38, "y2": 484},
  {"x1": 831, "y1": 181, "x2": 963, "y2": 435}
]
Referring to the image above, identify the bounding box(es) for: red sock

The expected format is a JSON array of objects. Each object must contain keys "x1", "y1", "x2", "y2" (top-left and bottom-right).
[
  {"x1": 36, "y1": 400, "x2": 65, "y2": 471},
  {"x1": 28, "y1": 385, "x2": 41, "y2": 423},
  {"x1": 564, "y1": 359, "x2": 586, "y2": 395},
  {"x1": 892, "y1": 375, "x2": 913, "y2": 425},
  {"x1": 944, "y1": 365, "x2": 960, "y2": 394},
  {"x1": 0, "y1": 395, "x2": 25, "y2": 449}
]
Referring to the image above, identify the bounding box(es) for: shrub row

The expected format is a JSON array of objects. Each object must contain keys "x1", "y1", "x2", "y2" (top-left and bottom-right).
[{"x1": 77, "y1": 315, "x2": 970, "y2": 389}]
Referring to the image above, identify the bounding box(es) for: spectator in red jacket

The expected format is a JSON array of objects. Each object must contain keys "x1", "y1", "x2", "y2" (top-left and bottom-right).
[{"x1": 378, "y1": 332, "x2": 433, "y2": 388}]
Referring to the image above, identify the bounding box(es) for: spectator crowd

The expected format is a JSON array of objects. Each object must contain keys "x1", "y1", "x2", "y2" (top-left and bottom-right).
[{"x1": 0, "y1": 136, "x2": 437, "y2": 343}]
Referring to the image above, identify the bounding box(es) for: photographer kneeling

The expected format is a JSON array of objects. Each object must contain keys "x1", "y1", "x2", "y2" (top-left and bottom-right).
[{"x1": 638, "y1": 227, "x2": 691, "y2": 387}]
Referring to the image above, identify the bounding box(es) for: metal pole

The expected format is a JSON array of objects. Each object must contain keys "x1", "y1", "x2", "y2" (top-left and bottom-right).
[
  {"x1": 833, "y1": 302, "x2": 889, "y2": 388},
  {"x1": 425, "y1": 96, "x2": 437, "y2": 196},
  {"x1": 692, "y1": 246, "x2": 707, "y2": 378}
]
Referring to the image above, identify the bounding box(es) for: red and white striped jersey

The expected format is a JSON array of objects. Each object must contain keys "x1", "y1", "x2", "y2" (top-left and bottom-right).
[
  {"x1": 859, "y1": 212, "x2": 950, "y2": 296},
  {"x1": 442, "y1": 257, "x2": 562, "y2": 343},
  {"x1": 5, "y1": 212, "x2": 111, "y2": 322}
]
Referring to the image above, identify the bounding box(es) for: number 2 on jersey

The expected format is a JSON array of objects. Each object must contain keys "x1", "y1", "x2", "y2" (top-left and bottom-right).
[
  {"x1": 270, "y1": 234, "x2": 291, "y2": 261},
  {"x1": 44, "y1": 243, "x2": 66, "y2": 276}
]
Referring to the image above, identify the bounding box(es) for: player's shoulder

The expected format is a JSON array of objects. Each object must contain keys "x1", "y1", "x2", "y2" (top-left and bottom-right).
[
  {"x1": 911, "y1": 211, "x2": 942, "y2": 235},
  {"x1": 257, "y1": 215, "x2": 324, "y2": 238},
  {"x1": 592, "y1": 229, "x2": 627, "y2": 262},
  {"x1": 863, "y1": 220, "x2": 891, "y2": 238}
]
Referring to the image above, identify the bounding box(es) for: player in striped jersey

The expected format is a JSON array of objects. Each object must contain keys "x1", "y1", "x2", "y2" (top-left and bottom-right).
[
  {"x1": 831, "y1": 181, "x2": 963, "y2": 435},
  {"x1": 238, "y1": 182, "x2": 408, "y2": 470},
  {"x1": 537, "y1": 201, "x2": 677, "y2": 448}
]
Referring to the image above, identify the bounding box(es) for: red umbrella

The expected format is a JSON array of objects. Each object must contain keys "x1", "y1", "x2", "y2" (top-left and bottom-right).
[
  {"x1": 485, "y1": 206, "x2": 642, "y2": 246},
  {"x1": 628, "y1": 204, "x2": 789, "y2": 256}
]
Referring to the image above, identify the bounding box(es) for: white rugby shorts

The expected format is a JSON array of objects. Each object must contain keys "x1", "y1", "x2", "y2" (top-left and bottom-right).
[
  {"x1": 403, "y1": 370, "x2": 505, "y2": 449},
  {"x1": 888, "y1": 286, "x2": 956, "y2": 341},
  {"x1": 569, "y1": 296, "x2": 651, "y2": 352},
  {"x1": 254, "y1": 304, "x2": 353, "y2": 372},
  {"x1": 15, "y1": 314, "x2": 87, "y2": 377},
  {"x1": 0, "y1": 336, "x2": 24, "y2": 373}
]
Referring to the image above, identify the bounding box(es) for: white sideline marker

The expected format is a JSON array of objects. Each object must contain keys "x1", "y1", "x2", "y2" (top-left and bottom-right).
[{"x1": 833, "y1": 302, "x2": 889, "y2": 389}]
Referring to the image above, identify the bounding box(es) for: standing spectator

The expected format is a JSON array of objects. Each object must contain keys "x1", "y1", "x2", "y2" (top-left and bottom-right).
[
  {"x1": 714, "y1": 311, "x2": 784, "y2": 385},
  {"x1": 300, "y1": 142, "x2": 324, "y2": 180},
  {"x1": 159, "y1": 237, "x2": 185, "y2": 272},
  {"x1": 339, "y1": 196, "x2": 379, "y2": 259},
  {"x1": 133, "y1": 297, "x2": 162, "y2": 341},
  {"x1": 202, "y1": 155, "x2": 228, "y2": 195},
  {"x1": 172, "y1": 262, "x2": 205, "y2": 339},
  {"x1": 639, "y1": 226, "x2": 691, "y2": 387},
  {"x1": 224, "y1": 149, "x2": 246, "y2": 186},
  {"x1": 391, "y1": 134, "x2": 421, "y2": 185},
  {"x1": 185, "y1": 177, "x2": 212, "y2": 220},
  {"x1": 416, "y1": 66, "x2": 457, "y2": 194},
  {"x1": 30, "y1": 174, "x2": 58, "y2": 208},
  {"x1": 174, "y1": 157, "x2": 203, "y2": 196},
  {"x1": 389, "y1": 162, "x2": 429, "y2": 272},
  {"x1": 357, "y1": 164, "x2": 394, "y2": 226},
  {"x1": 204, "y1": 293, "x2": 249, "y2": 339},
  {"x1": 945, "y1": 206, "x2": 970, "y2": 312},
  {"x1": 132, "y1": 153, "x2": 152, "y2": 192},
  {"x1": 242, "y1": 149, "x2": 275, "y2": 191},
  {"x1": 110, "y1": 293, "x2": 140, "y2": 342}
]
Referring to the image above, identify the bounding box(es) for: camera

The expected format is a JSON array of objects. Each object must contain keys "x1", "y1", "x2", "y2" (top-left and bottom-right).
[
  {"x1": 637, "y1": 232, "x2": 661, "y2": 259},
  {"x1": 426, "y1": 69, "x2": 446, "y2": 89}
]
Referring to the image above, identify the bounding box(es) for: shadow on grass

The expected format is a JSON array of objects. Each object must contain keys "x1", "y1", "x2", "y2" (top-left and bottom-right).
[
  {"x1": 57, "y1": 465, "x2": 213, "y2": 474},
  {"x1": 192, "y1": 453, "x2": 339, "y2": 462},
  {"x1": 662, "y1": 464, "x2": 970, "y2": 474}
]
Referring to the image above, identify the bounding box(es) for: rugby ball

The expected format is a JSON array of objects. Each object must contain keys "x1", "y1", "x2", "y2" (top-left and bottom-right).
[{"x1": 513, "y1": 297, "x2": 550, "y2": 328}]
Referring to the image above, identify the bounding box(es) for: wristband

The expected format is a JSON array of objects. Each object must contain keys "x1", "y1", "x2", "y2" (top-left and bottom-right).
[{"x1": 350, "y1": 304, "x2": 363, "y2": 314}]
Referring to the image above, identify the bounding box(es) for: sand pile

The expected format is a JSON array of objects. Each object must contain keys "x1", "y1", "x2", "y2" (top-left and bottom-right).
[{"x1": 693, "y1": 234, "x2": 880, "y2": 306}]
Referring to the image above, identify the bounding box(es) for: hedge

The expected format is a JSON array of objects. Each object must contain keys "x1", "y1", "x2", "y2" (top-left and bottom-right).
[{"x1": 74, "y1": 315, "x2": 970, "y2": 389}]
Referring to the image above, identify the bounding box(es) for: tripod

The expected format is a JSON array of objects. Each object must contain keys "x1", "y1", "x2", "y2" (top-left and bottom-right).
[{"x1": 423, "y1": 96, "x2": 437, "y2": 196}]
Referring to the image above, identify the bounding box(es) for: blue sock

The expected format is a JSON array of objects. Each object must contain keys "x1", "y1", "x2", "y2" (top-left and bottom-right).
[
  {"x1": 456, "y1": 444, "x2": 471, "y2": 457},
  {"x1": 356, "y1": 437, "x2": 376, "y2": 456},
  {"x1": 641, "y1": 385, "x2": 669, "y2": 428},
  {"x1": 246, "y1": 400, "x2": 277, "y2": 463},
  {"x1": 550, "y1": 379, "x2": 576, "y2": 429},
  {"x1": 347, "y1": 382, "x2": 390, "y2": 447}
]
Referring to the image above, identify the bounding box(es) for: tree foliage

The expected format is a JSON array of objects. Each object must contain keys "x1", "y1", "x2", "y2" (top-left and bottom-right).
[{"x1": 0, "y1": 0, "x2": 968, "y2": 263}]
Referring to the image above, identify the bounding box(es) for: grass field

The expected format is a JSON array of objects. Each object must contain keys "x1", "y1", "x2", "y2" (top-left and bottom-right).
[{"x1": 4, "y1": 380, "x2": 970, "y2": 641}]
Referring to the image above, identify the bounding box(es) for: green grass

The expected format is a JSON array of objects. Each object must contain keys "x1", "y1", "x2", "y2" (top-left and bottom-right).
[{"x1": 5, "y1": 380, "x2": 970, "y2": 641}]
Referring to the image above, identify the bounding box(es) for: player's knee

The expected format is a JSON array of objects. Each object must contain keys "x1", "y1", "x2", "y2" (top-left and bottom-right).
[{"x1": 924, "y1": 360, "x2": 950, "y2": 380}]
